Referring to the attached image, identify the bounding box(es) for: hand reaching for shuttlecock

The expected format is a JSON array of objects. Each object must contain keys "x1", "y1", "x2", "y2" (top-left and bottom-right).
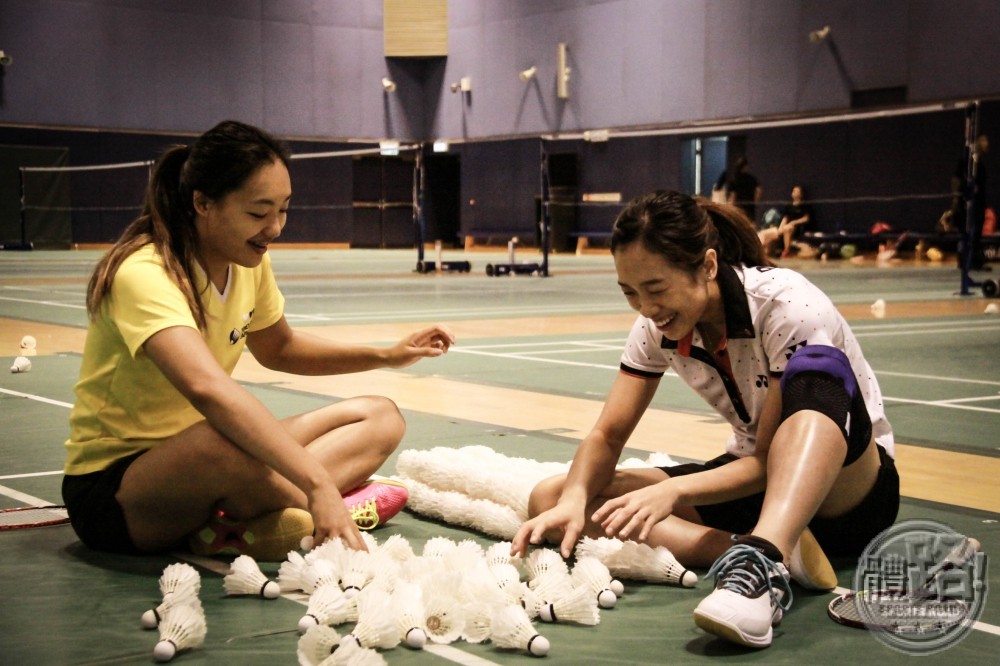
[{"x1": 383, "y1": 325, "x2": 456, "y2": 368}]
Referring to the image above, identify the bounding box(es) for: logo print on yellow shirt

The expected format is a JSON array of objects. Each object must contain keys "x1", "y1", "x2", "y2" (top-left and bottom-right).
[{"x1": 228, "y1": 309, "x2": 255, "y2": 345}]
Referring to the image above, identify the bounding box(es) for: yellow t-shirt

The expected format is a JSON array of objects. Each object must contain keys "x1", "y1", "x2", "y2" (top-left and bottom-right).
[{"x1": 64, "y1": 244, "x2": 285, "y2": 475}]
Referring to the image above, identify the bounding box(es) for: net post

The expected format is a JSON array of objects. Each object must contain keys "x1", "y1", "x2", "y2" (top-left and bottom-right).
[
  {"x1": 959, "y1": 101, "x2": 981, "y2": 296},
  {"x1": 413, "y1": 144, "x2": 427, "y2": 271},
  {"x1": 538, "y1": 139, "x2": 551, "y2": 277},
  {"x1": 2, "y1": 167, "x2": 33, "y2": 250}
]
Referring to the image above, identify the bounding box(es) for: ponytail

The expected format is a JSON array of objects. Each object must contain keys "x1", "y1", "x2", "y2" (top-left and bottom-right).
[
  {"x1": 87, "y1": 144, "x2": 208, "y2": 329},
  {"x1": 611, "y1": 190, "x2": 772, "y2": 273}
]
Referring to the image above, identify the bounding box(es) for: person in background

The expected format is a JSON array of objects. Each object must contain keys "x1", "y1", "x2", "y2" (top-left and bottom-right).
[
  {"x1": 776, "y1": 184, "x2": 813, "y2": 259},
  {"x1": 728, "y1": 157, "x2": 762, "y2": 225}
]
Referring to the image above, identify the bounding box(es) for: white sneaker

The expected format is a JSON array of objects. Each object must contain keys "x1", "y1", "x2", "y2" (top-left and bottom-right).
[
  {"x1": 693, "y1": 536, "x2": 793, "y2": 648},
  {"x1": 787, "y1": 527, "x2": 837, "y2": 591}
]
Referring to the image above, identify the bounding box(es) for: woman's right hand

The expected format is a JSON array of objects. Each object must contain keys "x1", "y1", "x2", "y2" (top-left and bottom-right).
[
  {"x1": 307, "y1": 484, "x2": 368, "y2": 552},
  {"x1": 510, "y1": 500, "x2": 586, "y2": 560}
]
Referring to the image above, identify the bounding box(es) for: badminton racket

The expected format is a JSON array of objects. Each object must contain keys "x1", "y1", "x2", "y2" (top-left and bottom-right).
[
  {"x1": 0, "y1": 505, "x2": 70, "y2": 530},
  {"x1": 828, "y1": 536, "x2": 980, "y2": 634}
]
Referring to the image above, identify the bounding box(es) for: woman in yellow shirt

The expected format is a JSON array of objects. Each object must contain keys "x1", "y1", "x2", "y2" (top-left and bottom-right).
[{"x1": 63, "y1": 120, "x2": 454, "y2": 559}]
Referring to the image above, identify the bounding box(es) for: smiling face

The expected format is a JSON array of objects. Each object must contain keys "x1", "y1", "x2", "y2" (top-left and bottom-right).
[
  {"x1": 193, "y1": 159, "x2": 291, "y2": 286},
  {"x1": 614, "y1": 241, "x2": 723, "y2": 341}
]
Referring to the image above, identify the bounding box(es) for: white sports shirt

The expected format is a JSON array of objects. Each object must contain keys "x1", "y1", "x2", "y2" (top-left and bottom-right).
[{"x1": 620, "y1": 263, "x2": 894, "y2": 459}]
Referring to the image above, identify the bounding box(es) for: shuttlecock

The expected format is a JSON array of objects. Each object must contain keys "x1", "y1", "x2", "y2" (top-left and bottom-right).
[
  {"x1": 153, "y1": 602, "x2": 207, "y2": 662},
  {"x1": 340, "y1": 549, "x2": 375, "y2": 598},
  {"x1": 298, "y1": 583, "x2": 355, "y2": 633},
  {"x1": 327, "y1": 639, "x2": 388, "y2": 665},
  {"x1": 223, "y1": 555, "x2": 280, "y2": 598},
  {"x1": 10, "y1": 356, "x2": 31, "y2": 373},
  {"x1": 571, "y1": 556, "x2": 618, "y2": 608},
  {"x1": 159, "y1": 563, "x2": 201, "y2": 599},
  {"x1": 622, "y1": 541, "x2": 698, "y2": 587},
  {"x1": 278, "y1": 550, "x2": 310, "y2": 593},
  {"x1": 485, "y1": 541, "x2": 522, "y2": 569},
  {"x1": 340, "y1": 586, "x2": 401, "y2": 650},
  {"x1": 422, "y1": 536, "x2": 459, "y2": 559},
  {"x1": 142, "y1": 584, "x2": 200, "y2": 629},
  {"x1": 870, "y1": 298, "x2": 886, "y2": 318},
  {"x1": 525, "y1": 548, "x2": 569, "y2": 584},
  {"x1": 19, "y1": 335, "x2": 36, "y2": 355},
  {"x1": 489, "y1": 604, "x2": 550, "y2": 656},
  {"x1": 377, "y1": 533, "x2": 415, "y2": 562},
  {"x1": 488, "y1": 562, "x2": 525, "y2": 605},
  {"x1": 985, "y1": 303, "x2": 999, "y2": 314},
  {"x1": 301, "y1": 557, "x2": 341, "y2": 594},
  {"x1": 421, "y1": 585, "x2": 467, "y2": 645},
  {"x1": 536, "y1": 581, "x2": 600, "y2": 625},
  {"x1": 297, "y1": 624, "x2": 340, "y2": 666},
  {"x1": 392, "y1": 581, "x2": 427, "y2": 649}
]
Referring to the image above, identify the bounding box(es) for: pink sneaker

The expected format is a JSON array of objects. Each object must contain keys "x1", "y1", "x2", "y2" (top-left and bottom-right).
[{"x1": 342, "y1": 479, "x2": 409, "y2": 530}]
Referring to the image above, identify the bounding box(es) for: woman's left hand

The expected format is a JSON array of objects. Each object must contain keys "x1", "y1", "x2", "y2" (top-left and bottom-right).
[
  {"x1": 591, "y1": 480, "x2": 679, "y2": 542},
  {"x1": 386, "y1": 325, "x2": 456, "y2": 368}
]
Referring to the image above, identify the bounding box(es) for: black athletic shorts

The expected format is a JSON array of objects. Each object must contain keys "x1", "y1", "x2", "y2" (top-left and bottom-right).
[
  {"x1": 661, "y1": 444, "x2": 899, "y2": 558},
  {"x1": 62, "y1": 451, "x2": 146, "y2": 555}
]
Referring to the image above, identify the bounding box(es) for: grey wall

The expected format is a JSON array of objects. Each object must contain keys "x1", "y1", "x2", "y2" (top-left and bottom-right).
[{"x1": 1, "y1": 0, "x2": 999, "y2": 140}]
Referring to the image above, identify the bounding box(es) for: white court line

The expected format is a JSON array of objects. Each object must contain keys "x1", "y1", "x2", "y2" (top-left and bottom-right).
[
  {"x1": 933, "y1": 395, "x2": 1000, "y2": 405},
  {"x1": 0, "y1": 295, "x2": 86, "y2": 309},
  {"x1": 0, "y1": 387, "x2": 74, "y2": 408},
  {"x1": 0, "y1": 470, "x2": 62, "y2": 481},
  {"x1": 0, "y1": 483, "x2": 58, "y2": 507},
  {"x1": 883, "y1": 396, "x2": 1000, "y2": 414}
]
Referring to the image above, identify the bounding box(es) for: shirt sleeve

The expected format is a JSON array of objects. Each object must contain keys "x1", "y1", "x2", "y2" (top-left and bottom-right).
[
  {"x1": 757, "y1": 274, "x2": 843, "y2": 375},
  {"x1": 108, "y1": 250, "x2": 199, "y2": 358},
  {"x1": 619, "y1": 315, "x2": 668, "y2": 378}
]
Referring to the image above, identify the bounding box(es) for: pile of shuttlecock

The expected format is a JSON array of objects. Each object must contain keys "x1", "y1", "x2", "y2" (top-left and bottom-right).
[{"x1": 394, "y1": 445, "x2": 677, "y2": 540}]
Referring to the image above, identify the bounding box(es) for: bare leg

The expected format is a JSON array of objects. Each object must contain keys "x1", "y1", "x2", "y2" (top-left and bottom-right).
[
  {"x1": 750, "y1": 410, "x2": 880, "y2": 560},
  {"x1": 118, "y1": 395, "x2": 404, "y2": 551}
]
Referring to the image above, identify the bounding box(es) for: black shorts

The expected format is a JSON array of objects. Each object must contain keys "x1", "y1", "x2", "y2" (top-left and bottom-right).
[
  {"x1": 661, "y1": 444, "x2": 899, "y2": 559},
  {"x1": 62, "y1": 451, "x2": 146, "y2": 555}
]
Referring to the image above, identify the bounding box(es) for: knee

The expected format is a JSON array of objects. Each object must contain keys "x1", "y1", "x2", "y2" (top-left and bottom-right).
[
  {"x1": 360, "y1": 395, "x2": 406, "y2": 452},
  {"x1": 780, "y1": 345, "x2": 872, "y2": 466},
  {"x1": 527, "y1": 474, "x2": 565, "y2": 518}
]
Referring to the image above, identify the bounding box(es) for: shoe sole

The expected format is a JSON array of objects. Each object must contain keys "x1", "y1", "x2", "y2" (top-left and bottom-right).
[
  {"x1": 789, "y1": 528, "x2": 837, "y2": 591},
  {"x1": 693, "y1": 609, "x2": 772, "y2": 648}
]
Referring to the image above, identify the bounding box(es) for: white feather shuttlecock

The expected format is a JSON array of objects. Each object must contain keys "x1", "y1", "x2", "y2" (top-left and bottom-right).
[
  {"x1": 297, "y1": 624, "x2": 340, "y2": 666},
  {"x1": 621, "y1": 541, "x2": 698, "y2": 587},
  {"x1": 461, "y1": 597, "x2": 499, "y2": 644},
  {"x1": 340, "y1": 586, "x2": 400, "y2": 651},
  {"x1": 391, "y1": 581, "x2": 427, "y2": 649},
  {"x1": 10, "y1": 356, "x2": 31, "y2": 372},
  {"x1": 159, "y1": 562, "x2": 201, "y2": 599},
  {"x1": 224, "y1": 555, "x2": 280, "y2": 599},
  {"x1": 422, "y1": 536, "x2": 459, "y2": 559},
  {"x1": 488, "y1": 562, "x2": 524, "y2": 605},
  {"x1": 377, "y1": 533, "x2": 415, "y2": 562},
  {"x1": 322, "y1": 639, "x2": 387, "y2": 665},
  {"x1": 571, "y1": 556, "x2": 619, "y2": 608},
  {"x1": 306, "y1": 537, "x2": 349, "y2": 570},
  {"x1": 153, "y1": 602, "x2": 207, "y2": 662},
  {"x1": 301, "y1": 558, "x2": 341, "y2": 594},
  {"x1": 536, "y1": 581, "x2": 599, "y2": 625},
  {"x1": 278, "y1": 550, "x2": 310, "y2": 593},
  {"x1": 484, "y1": 540, "x2": 522, "y2": 569},
  {"x1": 403, "y1": 478, "x2": 522, "y2": 539},
  {"x1": 525, "y1": 548, "x2": 569, "y2": 585},
  {"x1": 420, "y1": 576, "x2": 467, "y2": 645},
  {"x1": 142, "y1": 584, "x2": 200, "y2": 629},
  {"x1": 298, "y1": 583, "x2": 355, "y2": 633},
  {"x1": 489, "y1": 604, "x2": 549, "y2": 656},
  {"x1": 339, "y1": 549, "x2": 375, "y2": 598}
]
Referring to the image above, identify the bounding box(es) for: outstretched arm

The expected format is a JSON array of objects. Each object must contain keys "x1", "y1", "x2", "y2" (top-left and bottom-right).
[
  {"x1": 247, "y1": 317, "x2": 456, "y2": 374},
  {"x1": 511, "y1": 371, "x2": 660, "y2": 558}
]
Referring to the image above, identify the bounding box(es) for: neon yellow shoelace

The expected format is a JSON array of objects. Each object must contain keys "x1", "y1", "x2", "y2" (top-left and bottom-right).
[{"x1": 349, "y1": 498, "x2": 379, "y2": 530}]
